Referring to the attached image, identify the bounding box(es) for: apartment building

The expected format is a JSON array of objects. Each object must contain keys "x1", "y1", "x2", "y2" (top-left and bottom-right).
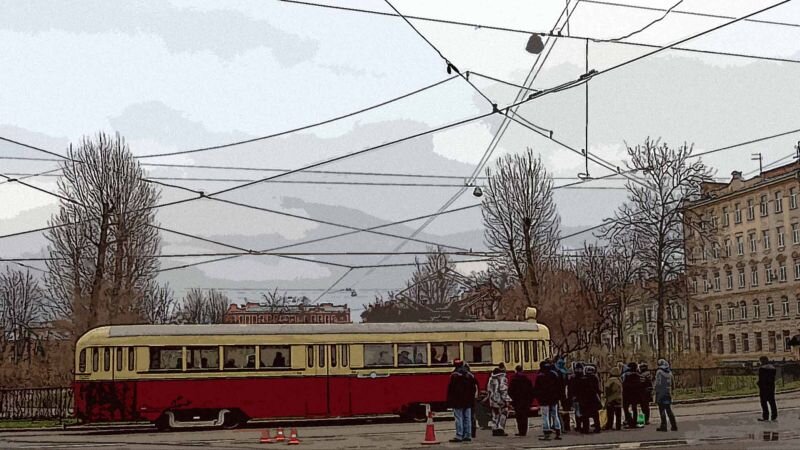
[{"x1": 684, "y1": 161, "x2": 800, "y2": 361}]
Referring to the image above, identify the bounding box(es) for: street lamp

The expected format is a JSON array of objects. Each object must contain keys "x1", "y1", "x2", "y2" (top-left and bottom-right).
[{"x1": 525, "y1": 34, "x2": 545, "y2": 54}]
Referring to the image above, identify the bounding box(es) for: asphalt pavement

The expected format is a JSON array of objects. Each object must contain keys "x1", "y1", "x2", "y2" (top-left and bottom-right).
[{"x1": 2, "y1": 391, "x2": 800, "y2": 449}]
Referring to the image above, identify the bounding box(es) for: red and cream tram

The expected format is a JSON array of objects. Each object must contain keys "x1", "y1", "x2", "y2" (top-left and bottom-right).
[{"x1": 73, "y1": 308, "x2": 550, "y2": 429}]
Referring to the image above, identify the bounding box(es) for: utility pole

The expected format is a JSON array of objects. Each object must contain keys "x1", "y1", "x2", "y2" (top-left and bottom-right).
[{"x1": 751, "y1": 153, "x2": 763, "y2": 176}]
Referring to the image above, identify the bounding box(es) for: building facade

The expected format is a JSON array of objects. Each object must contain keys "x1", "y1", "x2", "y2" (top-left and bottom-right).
[
  {"x1": 224, "y1": 302, "x2": 351, "y2": 324},
  {"x1": 684, "y1": 162, "x2": 800, "y2": 362}
]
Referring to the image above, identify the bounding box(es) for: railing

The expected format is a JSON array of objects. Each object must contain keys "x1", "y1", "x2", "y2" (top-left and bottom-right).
[
  {"x1": 0, "y1": 387, "x2": 73, "y2": 420},
  {"x1": 597, "y1": 363, "x2": 800, "y2": 400}
]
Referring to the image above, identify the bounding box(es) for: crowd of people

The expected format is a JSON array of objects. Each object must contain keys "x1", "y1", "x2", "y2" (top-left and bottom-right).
[{"x1": 445, "y1": 357, "x2": 679, "y2": 443}]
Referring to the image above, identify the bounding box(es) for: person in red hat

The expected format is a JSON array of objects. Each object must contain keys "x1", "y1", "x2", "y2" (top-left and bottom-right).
[{"x1": 446, "y1": 359, "x2": 478, "y2": 442}]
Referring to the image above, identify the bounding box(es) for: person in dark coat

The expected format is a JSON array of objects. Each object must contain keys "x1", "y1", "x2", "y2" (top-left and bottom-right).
[
  {"x1": 534, "y1": 360, "x2": 563, "y2": 440},
  {"x1": 622, "y1": 362, "x2": 642, "y2": 428},
  {"x1": 508, "y1": 365, "x2": 535, "y2": 436},
  {"x1": 446, "y1": 359, "x2": 478, "y2": 442},
  {"x1": 654, "y1": 359, "x2": 677, "y2": 431},
  {"x1": 757, "y1": 356, "x2": 778, "y2": 421},
  {"x1": 639, "y1": 362, "x2": 653, "y2": 425},
  {"x1": 555, "y1": 357, "x2": 571, "y2": 433},
  {"x1": 576, "y1": 365, "x2": 602, "y2": 433},
  {"x1": 567, "y1": 363, "x2": 584, "y2": 432}
]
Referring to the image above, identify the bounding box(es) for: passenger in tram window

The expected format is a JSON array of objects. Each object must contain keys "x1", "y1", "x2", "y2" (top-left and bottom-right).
[
  {"x1": 272, "y1": 352, "x2": 286, "y2": 367},
  {"x1": 431, "y1": 348, "x2": 439, "y2": 363},
  {"x1": 414, "y1": 353, "x2": 425, "y2": 364},
  {"x1": 175, "y1": 358, "x2": 182, "y2": 370},
  {"x1": 224, "y1": 359, "x2": 237, "y2": 369},
  {"x1": 246, "y1": 354, "x2": 256, "y2": 368},
  {"x1": 377, "y1": 351, "x2": 390, "y2": 365},
  {"x1": 398, "y1": 351, "x2": 412, "y2": 365},
  {"x1": 201, "y1": 358, "x2": 208, "y2": 369}
]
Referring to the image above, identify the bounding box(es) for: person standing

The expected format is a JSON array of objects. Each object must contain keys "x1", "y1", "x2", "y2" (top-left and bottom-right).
[
  {"x1": 446, "y1": 359, "x2": 478, "y2": 442},
  {"x1": 534, "y1": 360, "x2": 563, "y2": 440},
  {"x1": 555, "y1": 357, "x2": 571, "y2": 433},
  {"x1": 757, "y1": 356, "x2": 778, "y2": 422},
  {"x1": 577, "y1": 365, "x2": 602, "y2": 433},
  {"x1": 568, "y1": 363, "x2": 584, "y2": 432},
  {"x1": 509, "y1": 365, "x2": 535, "y2": 436},
  {"x1": 622, "y1": 362, "x2": 642, "y2": 428},
  {"x1": 487, "y1": 365, "x2": 512, "y2": 436},
  {"x1": 604, "y1": 367, "x2": 623, "y2": 431},
  {"x1": 654, "y1": 358, "x2": 677, "y2": 431},
  {"x1": 639, "y1": 362, "x2": 653, "y2": 425}
]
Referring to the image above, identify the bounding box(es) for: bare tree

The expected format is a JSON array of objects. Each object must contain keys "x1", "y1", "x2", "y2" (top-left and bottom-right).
[
  {"x1": 482, "y1": 149, "x2": 560, "y2": 308},
  {"x1": 44, "y1": 132, "x2": 161, "y2": 337},
  {"x1": 603, "y1": 138, "x2": 712, "y2": 357},
  {"x1": 0, "y1": 268, "x2": 45, "y2": 363},
  {"x1": 261, "y1": 289, "x2": 289, "y2": 313},
  {"x1": 176, "y1": 289, "x2": 230, "y2": 324},
  {"x1": 138, "y1": 282, "x2": 177, "y2": 324},
  {"x1": 604, "y1": 230, "x2": 642, "y2": 351}
]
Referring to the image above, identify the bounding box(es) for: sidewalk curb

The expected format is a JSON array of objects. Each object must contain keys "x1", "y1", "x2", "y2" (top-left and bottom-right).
[{"x1": 673, "y1": 387, "x2": 800, "y2": 405}]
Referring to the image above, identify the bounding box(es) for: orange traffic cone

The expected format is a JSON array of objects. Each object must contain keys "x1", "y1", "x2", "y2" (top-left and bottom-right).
[
  {"x1": 260, "y1": 429, "x2": 275, "y2": 444},
  {"x1": 275, "y1": 427, "x2": 286, "y2": 442},
  {"x1": 421, "y1": 406, "x2": 439, "y2": 445},
  {"x1": 287, "y1": 428, "x2": 301, "y2": 445}
]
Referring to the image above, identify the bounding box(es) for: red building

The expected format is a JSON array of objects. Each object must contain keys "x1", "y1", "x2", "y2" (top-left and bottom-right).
[{"x1": 224, "y1": 302, "x2": 351, "y2": 324}]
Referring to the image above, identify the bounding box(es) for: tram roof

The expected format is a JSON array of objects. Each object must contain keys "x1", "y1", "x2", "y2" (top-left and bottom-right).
[{"x1": 102, "y1": 321, "x2": 543, "y2": 338}]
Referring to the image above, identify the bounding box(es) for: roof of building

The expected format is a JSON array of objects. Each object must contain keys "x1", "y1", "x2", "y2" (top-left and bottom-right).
[
  {"x1": 226, "y1": 302, "x2": 350, "y2": 314},
  {"x1": 688, "y1": 160, "x2": 800, "y2": 208}
]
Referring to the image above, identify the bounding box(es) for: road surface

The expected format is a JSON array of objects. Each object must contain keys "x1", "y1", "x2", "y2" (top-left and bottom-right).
[{"x1": 2, "y1": 391, "x2": 800, "y2": 449}]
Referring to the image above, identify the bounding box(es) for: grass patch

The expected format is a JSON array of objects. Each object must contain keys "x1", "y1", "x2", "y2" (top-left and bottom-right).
[{"x1": 0, "y1": 418, "x2": 78, "y2": 429}]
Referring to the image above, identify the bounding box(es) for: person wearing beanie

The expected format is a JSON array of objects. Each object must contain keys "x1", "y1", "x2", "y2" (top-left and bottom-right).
[
  {"x1": 446, "y1": 359, "x2": 478, "y2": 442},
  {"x1": 604, "y1": 367, "x2": 623, "y2": 431},
  {"x1": 534, "y1": 360, "x2": 563, "y2": 440},
  {"x1": 623, "y1": 362, "x2": 642, "y2": 428},
  {"x1": 654, "y1": 359, "x2": 677, "y2": 431},
  {"x1": 639, "y1": 362, "x2": 654, "y2": 425},
  {"x1": 509, "y1": 365, "x2": 535, "y2": 436}
]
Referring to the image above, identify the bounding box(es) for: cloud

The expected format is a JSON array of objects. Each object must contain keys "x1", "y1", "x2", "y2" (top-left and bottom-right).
[{"x1": 0, "y1": 1, "x2": 318, "y2": 65}]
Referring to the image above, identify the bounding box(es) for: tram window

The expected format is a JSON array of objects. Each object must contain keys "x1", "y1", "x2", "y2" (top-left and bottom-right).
[
  {"x1": 430, "y1": 343, "x2": 459, "y2": 365},
  {"x1": 330, "y1": 345, "x2": 337, "y2": 367},
  {"x1": 223, "y1": 346, "x2": 254, "y2": 369},
  {"x1": 92, "y1": 348, "x2": 99, "y2": 372},
  {"x1": 128, "y1": 347, "x2": 136, "y2": 371},
  {"x1": 116, "y1": 347, "x2": 123, "y2": 371},
  {"x1": 260, "y1": 345, "x2": 290, "y2": 368},
  {"x1": 79, "y1": 349, "x2": 87, "y2": 373},
  {"x1": 364, "y1": 344, "x2": 393, "y2": 367},
  {"x1": 307, "y1": 345, "x2": 314, "y2": 368},
  {"x1": 532, "y1": 340, "x2": 539, "y2": 362},
  {"x1": 318, "y1": 345, "x2": 326, "y2": 368},
  {"x1": 341, "y1": 345, "x2": 349, "y2": 367},
  {"x1": 187, "y1": 347, "x2": 220, "y2": 370},
  {"x1": 103, "y1": 347, "x2": 111, "y2": 371},
  {"x1": 464, "y1": 342, "x2": 492, "y2": 364},
  {"x1": 398, "y1": 344, "x2": 426, "y2": 365},
  {"x1": 149, "y1": 346, "x2": 182, "y2": 371},
  {"x1": 523, "y1": 341, "x2": 530, "y2": 363},
  {"x1": 503, "y1": 342, "x2": 511, "y2": 362}
]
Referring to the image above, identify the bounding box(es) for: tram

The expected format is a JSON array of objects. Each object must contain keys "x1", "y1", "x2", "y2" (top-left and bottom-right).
[{"x1": 73, "y1": 308, "x2": 550, "y2": 429}]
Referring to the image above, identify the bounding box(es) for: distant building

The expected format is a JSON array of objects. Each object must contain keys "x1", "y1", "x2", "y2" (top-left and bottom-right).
[
  {"x1": 684, "y1": 161, "x2": 800, "y2": 361},
  {"x1": 224, "y1": 301, "x2": 351, "y2": 324}
]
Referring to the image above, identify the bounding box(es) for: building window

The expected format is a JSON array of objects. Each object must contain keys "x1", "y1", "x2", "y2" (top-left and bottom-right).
[
  {"x1": 728, "y1": 305, "x2": 736, "y2": 321},
  {"x1": 713, "y1": 242, "x2": 720, "y2": 259},
  {"x1": 729, "y1": 334, "x2": 737, "y2": 354},
  {"x1": 794, "y1": 223, "x2": 800, "y2": 244},
  {"x1": 797, "y1": 296, "x2": 800, "y2": 315},
  {"x1": 763, "y1": 230, "x2": 771, "y2": 250},
  {"x1": 768, "y1": 300, "x2": 775, "y2": 318},
  {"x1": 694, "y1": 336, "x2": 701, "y2": 352},
  {"x1": 723, "y1": 206, "x2": 730, "y2": 226},
  {"x1": 796, "y1": 260, "x2": 800, "y2": 280},
  {"x1": 701, "y1": 245, "x2": 707, "y2": 261},
  {"x1": 703, "y1": 278, "x2": 709, "y2": 293},
  {"x1": 704, "y1": 306, "x2": 711, "y2": 324},
  {"x1": 726, "y1": 271, "x2": 733, "y2": 290},
  {"x1": 755, "y1": 332, "x2": 763, "y2": 352},
  {"x1": 751, "y1": 267, "x2": 759, "y2": 287},
  {"x1": 776, "y1": 191, "x2": 784, "y2": 213},
  {"x1": 717, "y1": 334, "x2": 724, "y2": 354},
  {"x1": 694, "y1": 311, "x2": 701, "y2": 325},
  {"x1": 740, "y1": 301, "x2": 748, "y2": 319},
  {"x1": 716, "y1": 305, "x2": 723, "y2": 323},
  {"x1": 765, "y1": 265, "x2": 773, "y2": 285},
  {"x1": 782, "y1": 297, "x2": 790, "y2": 316},
  {"x1": 778, "y1": 226, "x2": 786, "y2": 248},
  {"x1": 725, "y1": 239, "x2": 732, "y2": 257},
  {"x1": 779, "y1": 262, "x2": 787, "y2": 282},
  {"x1": 791, "y1": 187, "x2": 798, "y2": 210},
  {"x1": 760, "y1": 194, "x2": 769, "y2": 217},
  {"x1": 754, "y1": 300, "x2": 761, "y2": 319},
  {"x1": 691, "y1": 278, "x2": 698, "y2": 293},
  {"x1": 749, "y1": 233, "x2": 757, "y2": 253},
  {"x1": 747, "y1": 199, "x2": 755, "y2": 220},
  {"x1": 711, "y1": 215, "x2": 718, "y2": 229},
  {"x1": 734, "y1": 203, "x2": 742, "y2": 223},
  {"x1": 714, "y1": 273, "x2": 721, "y2": 291},
  {"x1": 769, "y1": 331, "x2": 777, "y2": 352},
  {"x1": 738, "y1": 269, "x2": 746, "y2": 288},
  {"x1": 785, "y1": 330, "x2": 792, "y2": 352},
  {"x1": 737, "y1": 236, "x2": 744, "y2": 255}
]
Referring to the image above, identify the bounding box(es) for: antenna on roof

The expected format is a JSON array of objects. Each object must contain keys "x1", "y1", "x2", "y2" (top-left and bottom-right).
[{"x1": 751, "y1": 153, "x2": 763, "y2": 177}]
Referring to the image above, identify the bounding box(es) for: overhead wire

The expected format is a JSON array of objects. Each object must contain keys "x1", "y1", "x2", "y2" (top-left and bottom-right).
[{"x1": 607, "y1": 0, "x2": 685, "y2": 42}]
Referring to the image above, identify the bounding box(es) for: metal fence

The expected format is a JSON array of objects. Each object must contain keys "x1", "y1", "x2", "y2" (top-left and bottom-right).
[
  {"x1": 598, "y1": 363, "x2": 800, "y2": 400},
  {"x1": 0, "y1": 387, "x2": 73, "y2": 420}
]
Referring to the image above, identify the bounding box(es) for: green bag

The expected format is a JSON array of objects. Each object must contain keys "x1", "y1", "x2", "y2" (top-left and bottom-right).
[{"x1": 637, "y1": 412, "x2": 645, "y2": 426}]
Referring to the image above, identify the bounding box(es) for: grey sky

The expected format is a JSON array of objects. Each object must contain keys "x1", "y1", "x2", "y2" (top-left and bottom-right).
[{"x1": 1, "y1": 0, "x2": 799, "y2": 316}]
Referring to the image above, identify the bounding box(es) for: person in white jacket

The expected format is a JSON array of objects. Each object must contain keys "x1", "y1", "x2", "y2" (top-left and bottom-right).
[{"x1": 487, "y1": 365, "x2": 513, "y2": 436}]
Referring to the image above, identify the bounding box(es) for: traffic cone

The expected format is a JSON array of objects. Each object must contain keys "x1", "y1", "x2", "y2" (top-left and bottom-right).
[
  {"x1": 260, "y1": 429, "x2": 275, "y2": 444},
  {"x1": 421, "y1": 408, "x2": 439, "y2": 445},
  {"x1": 275, "y1": 427, "x2": 286, "y2": 442},
  {"x1": 287, "y1": 428, "x2": 301, "y2": 445}
]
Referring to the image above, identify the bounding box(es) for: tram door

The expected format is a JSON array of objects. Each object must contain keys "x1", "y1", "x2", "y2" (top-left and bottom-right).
[
  {"x1": 326, "y1": 344, "x2": 352, "y2": 417},
  {"x1": 305, "y1": 345, "x2": 329, "y2": 416}
]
